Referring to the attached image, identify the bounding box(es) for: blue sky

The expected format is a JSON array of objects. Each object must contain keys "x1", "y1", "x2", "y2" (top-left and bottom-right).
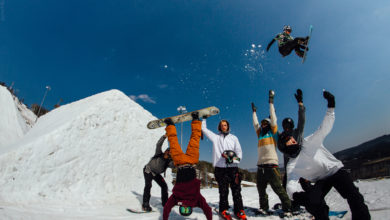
[{"x1": 1, "y1": 0, "x2": 389, "y2": 169}]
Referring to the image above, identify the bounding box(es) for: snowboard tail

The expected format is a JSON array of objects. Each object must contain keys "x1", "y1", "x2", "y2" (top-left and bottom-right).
[
  {"x1": 302, "y1": 25, "x2": 313, "y2": 64},
  {"x1": 147, "y1": 106, "x2": 220, "y2": 129},
  {"x1": 126, "y1": 208, "x2": 156, "y2": 214}
]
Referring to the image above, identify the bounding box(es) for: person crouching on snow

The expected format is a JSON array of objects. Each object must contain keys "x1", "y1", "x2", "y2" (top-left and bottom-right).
[
  {"x1": 141, "y1": 135, "x2": 174, "y2": 212},
  {"x1": 162, "y1": 112, "x2": 212, "y2": 220},
  {"x1": 280, "y1": 90, "x2": 370, "y2": 220}
]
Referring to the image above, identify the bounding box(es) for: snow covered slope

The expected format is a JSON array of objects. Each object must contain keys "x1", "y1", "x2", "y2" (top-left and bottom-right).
[
  {"x1": 0, "y1": 89, "x2": 171, "y2": 206},
  {"x1": 0, "y1": 85, "x2": 36, "y2": 148}
]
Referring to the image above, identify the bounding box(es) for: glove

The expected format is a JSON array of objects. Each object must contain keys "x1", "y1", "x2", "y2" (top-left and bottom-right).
[
  {"x1": 164, "y1": 118, "x2": 174, "y2": 126},
  {"x1": 295, "y1": 89, "x2": 303, "y2": 103},
  {"x1": 323, "y1": 90, "x2": 335, "y2": 108},
  {"x1": 299, "y1": 177, "x2": 313, "y2": 192},
  {"x1": 269, "y1": 90, "x2": 275, "y2": 104},
  {"x1": 251, "y1": 102, "x2": 257, "y2": 112},
  {"x1": 203, "y1": 115, "x2": 208, "y2": 120}
]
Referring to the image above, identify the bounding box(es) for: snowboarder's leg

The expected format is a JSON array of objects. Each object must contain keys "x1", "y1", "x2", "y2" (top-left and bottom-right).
[
  {"x1": 279, "y1": 45, "x2": 293, "y2": 57},
  {"x1": 256, "y1": 167, "x2": 269, "y2": 210},
  {"x1": 183, "y1": 120, "x2": 202, "y2": 164},
  {"x1": 229, "y1": 167, "x2": 244, "y2": 214},
  {"x1": 165, "y1": 124, "x2": 186, "y2": 166},
  {"x1": 268, "y1": 168, "x2": 291, "y2": 211},
  {"x1": 215, "y1": 167, "x2": 230, "y2": 212},
  {"x1": 330, "y1": 169, "x2": 371, "y2": 220},
  {"x1": 142, "y1": 167, "x2": 154, "y2": 211},
  {"x1": 153, "y1": 174, "x2": 168, "y2": 206}
]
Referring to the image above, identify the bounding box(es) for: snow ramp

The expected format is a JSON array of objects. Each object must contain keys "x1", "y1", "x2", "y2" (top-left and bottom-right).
[{"x1": 0, "y1": 89, "x2": 171, "y2": 206}]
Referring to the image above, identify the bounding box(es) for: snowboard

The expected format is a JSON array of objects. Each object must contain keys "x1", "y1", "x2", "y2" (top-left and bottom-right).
[
  {"x1": 126, "y1": 208, "x2": 156, "y2": 214},
  {"x1": 302, "y1": 25, "x2": 313, "y2": 64},
  {"x1": 329, "y1": 210, "x2": 348, "y2": 218},
  {"x1": 147, "y1": 106, "x2": 220, "y2": 129}
]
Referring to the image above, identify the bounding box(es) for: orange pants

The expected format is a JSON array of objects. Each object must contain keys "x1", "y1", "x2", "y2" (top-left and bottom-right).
[{"x1": 165, "y1": 120, "x2": 201, "y2": 166}]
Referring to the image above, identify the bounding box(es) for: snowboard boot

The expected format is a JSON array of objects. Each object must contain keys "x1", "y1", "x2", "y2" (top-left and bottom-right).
[
  {"x1": 295, "y1": 50, "x2": 304, "y2": 58},
  {"x1": 191, "y1": 111, "x2": 200, "y2": 121},
  {"x1": 235, "y1": 210, "x2": 247, "y2": 220},
  {"x1": 164, "y1": 118, "x2": 174, "y2": 126},
  {"x1": 142, "y1": 204, "x2": 152, "y2": 212},
  {"x1": 219, "y1": 210, "x2": 233, "y2": 220}
]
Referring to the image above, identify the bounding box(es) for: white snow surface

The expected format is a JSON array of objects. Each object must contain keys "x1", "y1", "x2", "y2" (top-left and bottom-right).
[
  {"x1": 0, "y1": 88, "x2": 389, "y2": 219},
  {"x1": 0, "y1": 85, "x2": 36, "y2": 149}
]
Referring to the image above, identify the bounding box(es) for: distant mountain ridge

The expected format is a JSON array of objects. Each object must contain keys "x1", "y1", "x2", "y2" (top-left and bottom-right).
[{"x1": 334, "y1": 134, "x2": 390, "y2": 162}]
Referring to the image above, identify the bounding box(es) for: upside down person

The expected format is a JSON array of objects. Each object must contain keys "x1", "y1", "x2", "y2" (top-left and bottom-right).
[{"x1": 162, "y1": 112, "x2": 212, "y2": 220}]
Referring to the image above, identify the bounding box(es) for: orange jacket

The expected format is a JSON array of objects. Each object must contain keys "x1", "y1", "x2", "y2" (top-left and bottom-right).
[{"x1": 165, "y1": 120, "x2": 201, "y2": 166}]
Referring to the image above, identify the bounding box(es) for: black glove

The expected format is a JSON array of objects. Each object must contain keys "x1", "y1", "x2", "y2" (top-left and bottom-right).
[
  {"x1": 269, "y1": 90, "x2": 275, "y2": 104},
  {"x1": 202, "y1": 115, "x2": 208, "y2": 120},
  {"x1": 164, "y1": 118, "x2": 174, "y2": 126},
  {"x1": 295, "y1": 89, "x2": 303, "y2": 103},
  {"x1": 191, "y1": 112, "x2": 200, "y2": 121},
  {"x1": 323, "y1": 90, "x2": 335, "y2": 108},
  {"x1": 299, "y1": 177, "x2": 313, "y2": 192},
  {"x1": 251, "y1": 102, "x2": 257, "y2": 112}
]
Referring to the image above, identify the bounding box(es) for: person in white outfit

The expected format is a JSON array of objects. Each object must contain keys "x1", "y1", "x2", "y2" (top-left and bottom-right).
[
  {"x1": 201, "y1": 117, "x2": 246, "y2": 220},
  {"x1": 279, "y1": 90, "x2": 370, "y2": 220}
]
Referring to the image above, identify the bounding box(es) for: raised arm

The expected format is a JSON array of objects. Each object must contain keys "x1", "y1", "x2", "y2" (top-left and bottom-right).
[
  {"x1": 252, "y1": 102, "x2": 260, "y2": 135},
  {"x1": 295, "y1": 89, "x2": 306, "y2": 144},
  {"x1": 269, "y1": 90, "x2": 278, "y2": 133},
  {"x1": 201, "y1": 119, "x2": 218, "y2": 141},
  {"x1": 311, "y1": 91, "x2": 335, "y2": 143},
  {"x1": 155, "y1": 135, "x2": 167, "y2": 156}
]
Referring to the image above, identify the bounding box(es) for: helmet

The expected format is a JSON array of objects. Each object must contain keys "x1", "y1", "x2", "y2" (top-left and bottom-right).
[
  {"x1": 179, "y1": 206, "x2": 192, "y2": 216},
  {"x1": 282, "y1": 118, "x2": 294, "y2": 131},
  {"x1": 283, "y1": 25, "x2": 292, "y2": 32},
  {"x1": 261, "y1": 118, "x2": 271, "y2": 125}
]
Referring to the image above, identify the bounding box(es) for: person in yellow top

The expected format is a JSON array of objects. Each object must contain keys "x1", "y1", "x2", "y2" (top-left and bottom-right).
[{"x1": 251, "y1": 90, "x2": 291, "y2": 216}]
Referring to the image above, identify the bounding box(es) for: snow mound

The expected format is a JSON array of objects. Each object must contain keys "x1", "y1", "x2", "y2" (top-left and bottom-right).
[
  {"x1": 0, "y1": 85, "x2": 36, "y2": 149},
  {"x1": 0, "y1": 89, "x2": 171, "y2": 206}
]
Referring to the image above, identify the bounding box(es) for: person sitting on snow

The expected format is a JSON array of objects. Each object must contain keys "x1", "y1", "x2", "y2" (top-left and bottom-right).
[
  {"x1": 162, "y1": 112, "x2": 212, "y2": 220},
  {"x1": 141, "y1": 135, "x2": 174, "y2": 212},
  {"x1": 280, "y1": 90, "x2": 371, "y2": 220},
  {"x1": 266, "y1": 25, "x2": 309, "y2": 58}
]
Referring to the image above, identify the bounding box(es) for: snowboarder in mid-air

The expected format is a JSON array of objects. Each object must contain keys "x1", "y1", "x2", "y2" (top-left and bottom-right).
[{"x1": 266, "y1": 25, "x2": 309, "y2": 58}]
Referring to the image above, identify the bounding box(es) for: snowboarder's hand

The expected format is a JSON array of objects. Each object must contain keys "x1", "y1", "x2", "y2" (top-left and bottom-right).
[
  {"x1": 299, "y1": 177, "x2": 313, "y2": 192},
  {"x1": 251, "y1": 102, "x2": 257, "y2": 112},
  {"x1": 191, "y1": 112, "x2": 200, "y2": 121},
  {"x1": 203, "y1": 115, "x2": 208, "y2": 120},
  {"x1": 269, "y1": 90, "x2": 275, "y2": 104},
  {"x1": 323, "y1": 90, "x2": 335, "y2": 108},
  {"x1": 295, "y1": 89, "x2": 303, "y2": 103}
]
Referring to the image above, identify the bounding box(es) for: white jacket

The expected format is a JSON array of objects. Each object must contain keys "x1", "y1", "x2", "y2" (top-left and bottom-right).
[
  {"x1": 286, "y1": 108, "x2": 344, "y2": 199},
  {"x1": 201, "y1": 119, "x2": 243, "y2": 168}
]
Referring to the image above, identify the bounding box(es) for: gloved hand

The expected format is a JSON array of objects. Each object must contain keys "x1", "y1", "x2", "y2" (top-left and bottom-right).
[
  {"x1": 251, "y1": 102, "x2": 257, "y2": 112},
  {"x1": 299, "y1": 177, "x2": 313, "y2": 192},
  {"x1": 164, "y1": 118, "x2": 174, "y2": 126},
  {"x1": 323, "y1": 90, "x2": 335, "y2": 108},
  {"x1": 295, "y1": 89, "x2": 303, "y2": 103},
  {"x1": 203, "y1": 115, "x2": 208, "y2": 120},
  {"x1": 269, "y1": 90, "x2": 275, "y2": 104}
]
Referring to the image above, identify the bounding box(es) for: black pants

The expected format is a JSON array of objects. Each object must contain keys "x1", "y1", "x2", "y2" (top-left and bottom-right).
[
  {"x1": 293, "y1": 169, "x2": 371, "y2": 220},
  {"x1": 279, "y1": 37, "x2": 307, "y2": 57},
  {"x1": 214, "y1": 167, "x2": 243, "y2": 213},
  {"x1": 142, "y1": 167, "x2": 168, "y2": 206}
]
